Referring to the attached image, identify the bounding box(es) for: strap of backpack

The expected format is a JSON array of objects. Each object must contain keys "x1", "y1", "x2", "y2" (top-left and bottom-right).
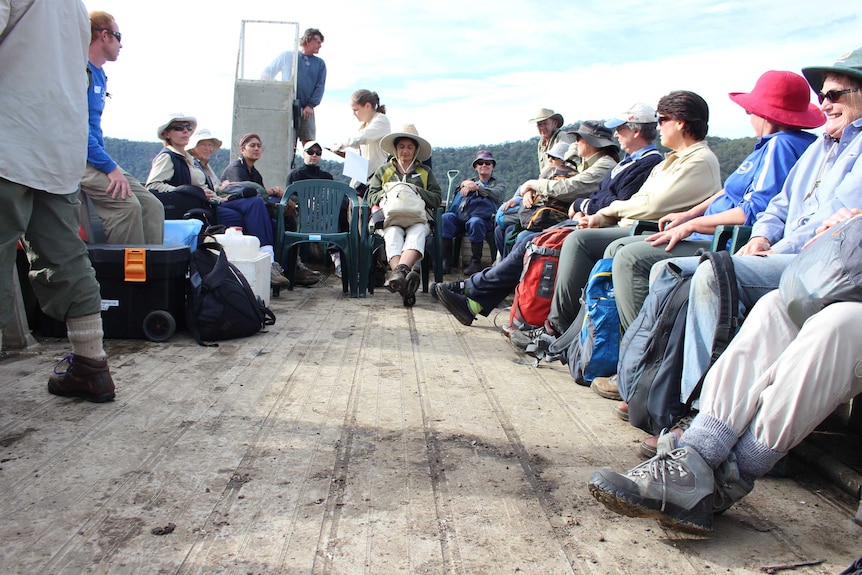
[{"x1": 684, "y1": 249, "x2": 739, "y2": 412}]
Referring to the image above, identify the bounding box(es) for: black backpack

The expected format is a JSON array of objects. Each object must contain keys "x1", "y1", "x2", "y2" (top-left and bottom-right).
[
  {"x1": 617, "y1": 250, "x2": 738, "y2": 435},
  {"x1": 186, "y1": 241, "x2": 275, "y2": 346}
]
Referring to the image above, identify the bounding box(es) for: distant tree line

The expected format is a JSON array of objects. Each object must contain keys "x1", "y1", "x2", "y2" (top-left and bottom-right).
[{"x1": 105, "y1": 132, "x2": 760, "y2": 198}]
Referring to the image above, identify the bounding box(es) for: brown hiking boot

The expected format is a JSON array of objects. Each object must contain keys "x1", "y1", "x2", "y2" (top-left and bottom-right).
[
  {"x1": 591, "y1": 374, "x2": 622, "y2": 400},
  {"x1": 48, "y1": 354, "x2": 116, "y2": 403}
]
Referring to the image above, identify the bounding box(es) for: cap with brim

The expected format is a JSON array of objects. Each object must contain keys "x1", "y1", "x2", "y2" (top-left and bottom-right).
[
  {"x1": 729, "y1": 70, "x2": 825, "y2": 130},
  {"x1": 157, "y1": 113, "x2": 197, "y2": 140},
  {"x1": 546, "y1": 142, "x2": 570, "y2": 160},
  {"x1": 379, "y1": 124, "x2": 432, "y2": 161},
  {"x1": 528, "y1": 107, "x2": 564, "y2": 126},
  {"x1": 567, "y1": 120, "x2": 617, "y2": 149},
  {"x1": 303, "y1": 140, "x2": 323, "y2": 152},
  {"x1": 801, "y1": 46, "x2": 862, "y2": 92},
  {"x1": 604, "y1": 103, "x2": 658, "y2": 129},
  {"x1": 189, "y1": 128, "x2": 223, "y2": 150}
]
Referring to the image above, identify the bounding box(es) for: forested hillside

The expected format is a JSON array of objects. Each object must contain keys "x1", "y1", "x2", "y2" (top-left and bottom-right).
[{"x1": 105, "y1": 133, "x2": 759, "y2": 197}]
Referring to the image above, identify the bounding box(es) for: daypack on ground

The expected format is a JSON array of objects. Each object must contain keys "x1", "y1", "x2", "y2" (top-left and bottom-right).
[
  {"x1": 566, "y1": 258, "x2": 619, "y2": 384},
  {"x1": 509, "y1": 225, "x2": 578, "y2": 330},
  {"x1": 617, "y1": 250, "x2": 737, "y2": 435},
  {"x1": 187, "y1": 241, "x2": 276, "y2": 345}
]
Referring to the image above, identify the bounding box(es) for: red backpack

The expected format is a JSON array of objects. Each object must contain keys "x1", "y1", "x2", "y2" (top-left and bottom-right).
[{"x1": 509, "y1": 225, "x2": 578, "y2": 330}]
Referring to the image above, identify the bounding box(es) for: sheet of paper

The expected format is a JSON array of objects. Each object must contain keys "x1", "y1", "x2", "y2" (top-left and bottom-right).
[{"x1": 342, "y1": 148, "x2": 369, "y2": 182}]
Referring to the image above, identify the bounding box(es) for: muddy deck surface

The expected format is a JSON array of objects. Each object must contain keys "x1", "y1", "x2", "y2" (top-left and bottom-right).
[{"x1": 1, "y1": 274, "x2": 859, "y2": 574}]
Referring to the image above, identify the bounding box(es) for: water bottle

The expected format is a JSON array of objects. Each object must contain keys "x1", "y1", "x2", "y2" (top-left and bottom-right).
[{"x1": 213, "y1": 227, "x2": 260, "y2": 260}]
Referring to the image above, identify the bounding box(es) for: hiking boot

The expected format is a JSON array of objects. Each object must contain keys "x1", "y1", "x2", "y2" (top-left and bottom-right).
[
  {"x1": 614, "y1": 401, "x2": 629, "y2": 421},
  {"x1": 430, "y1": 280, "x2": 464, "y2": 301},
  {"x1": 463, "y1": 259, "x2": 484, "y2": 275},
  {"x1": 294, "y1": 264, "x2": 320, "y2": 287},
  {"x1": 591, "y1": 374, "x2": 621, "y2": 400},
  {"x1": 712, "y1": 452, "x2": 754, "y2": 514},
  {"x1": 48, "y1": 354, "x2": 116, "y2": 403},
  {"x1": 270, "y1": 262, "x2": 292, "y2": 288},
  {"x1": 402, "y1": 268, "x2": 420, "y2": 306},
  {"x1": 298, "y1": 261, "x2": 322, "y2": 277},
  {"x1": 386, "y1": 263, "x2": 410, "y2": 293},
  {"x1": 435, "y1": 283, "x2": 476, "y2": 325},
  {"x1": 588, "y1": 445, "x2": 715, "y2": 534},
  {"x1": 639, "y1": 415, "x2": 694, "y2": 458}
]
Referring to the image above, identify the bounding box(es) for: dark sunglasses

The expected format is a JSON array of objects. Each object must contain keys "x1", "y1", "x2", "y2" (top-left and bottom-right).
[
  {"x1": 474, "y1": 160, "x2": 494, "y2": 166},
  {"x1": 169, "y1": 124, "x2": 194, "y2": 132},
  {"x1": 657, "y1": 115, "x2": 673, "y2": 125},
  {"x1": 306, "y1": 149, "x2": 322, "y2": 156},
  {"x1": 817, "y1": 88, "x2": 859, "y2": 104},
  {"x1": 96, "y1": 28, "x2": 122, "y2": 42}
]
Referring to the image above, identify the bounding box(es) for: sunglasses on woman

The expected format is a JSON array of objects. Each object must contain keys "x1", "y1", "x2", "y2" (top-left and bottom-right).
[{"x1": 817, "y1": 88, "x2": 859, "y2": 104}]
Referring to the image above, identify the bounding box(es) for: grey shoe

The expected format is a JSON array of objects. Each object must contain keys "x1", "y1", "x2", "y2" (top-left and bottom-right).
[
  {"x1": 386, "y1": 264, "x2": 410, "y2": 294},
  {"x1": 712, "y1": 452, "x2": 754, "y2": 514},
  {"x1": 588, "y1": 445, "x2": 715, "y2": 533},
  {"x1": 430, "y1": 280, "x2": 465, "y2": 301},
  {"x1": 270, "y1": 262, "x2": 291, "y2": 288}
]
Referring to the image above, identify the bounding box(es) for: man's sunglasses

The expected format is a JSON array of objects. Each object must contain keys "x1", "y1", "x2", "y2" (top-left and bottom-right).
[
  {"x1": 96, "y1": 28, "x2": 122, "y2": 42},
  {"x1": 474, "y1": 160, "x2": 494, "y2": 166},
  {"x1": 817, "y1": 88, "x2": 859, "y2": 104},
  {"x1": 306, "y1": 149, "x2": 322, "y2": 156},
  {"x1": 169, "y1": 124, "x2": 194, "y2": 132}
]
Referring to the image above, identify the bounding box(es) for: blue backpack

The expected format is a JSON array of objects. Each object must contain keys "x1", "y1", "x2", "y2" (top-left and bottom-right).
[{"x1": 564, "y1": 258, "x2": 620, "y2": 384}]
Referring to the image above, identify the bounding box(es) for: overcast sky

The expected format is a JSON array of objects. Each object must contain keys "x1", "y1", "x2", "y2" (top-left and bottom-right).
[{"x1": 89, "y1": 0, "x2": 859, "y2": 155}]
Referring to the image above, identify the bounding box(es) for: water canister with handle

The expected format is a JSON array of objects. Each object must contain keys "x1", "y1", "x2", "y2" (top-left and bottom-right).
[{"x1": 213, "y1": 227, "x2": 260, "y2": 261}]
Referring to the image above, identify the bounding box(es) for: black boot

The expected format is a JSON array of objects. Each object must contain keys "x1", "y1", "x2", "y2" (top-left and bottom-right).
[
  {"x1": 441, "y1": 238, "x2": 453, "y2": 274},
  {"x1": 463, "y1": 242, "x2": 484, "y2": 275}
]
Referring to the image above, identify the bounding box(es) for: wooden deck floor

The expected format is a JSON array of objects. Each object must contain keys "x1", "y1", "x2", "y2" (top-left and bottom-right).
[{"x1": 1, "y1": 274, "x2": 859, "y2": 574}]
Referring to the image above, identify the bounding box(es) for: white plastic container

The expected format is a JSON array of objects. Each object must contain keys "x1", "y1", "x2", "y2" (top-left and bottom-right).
[
  {"x1": 231, "y1": 252, "x2": 271, "y2": 305},
  {"x1": 213, "y1": 227, "x2": 260, "y2": 261}
]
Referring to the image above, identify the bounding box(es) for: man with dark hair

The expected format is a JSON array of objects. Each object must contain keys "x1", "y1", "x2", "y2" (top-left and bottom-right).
[
  {"x1": 0, "y1": 0, "x2": 116, "y2": 402},
  {"x1": 80, "y1": 10, "x2": 164, "y2": 245}
]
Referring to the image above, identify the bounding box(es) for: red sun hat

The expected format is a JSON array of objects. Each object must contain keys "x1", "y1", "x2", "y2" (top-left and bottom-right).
[{"x1": 728, "y1": 70, "x2": 825, "y2": 130}]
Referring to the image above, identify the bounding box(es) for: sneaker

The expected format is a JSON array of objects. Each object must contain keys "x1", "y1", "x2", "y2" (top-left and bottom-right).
[
  {"x1": 508, "y1": 325, "x2": 554, "y2": 352},
  {"x1": 614, "y1": 401, "x2": 629, "y2": 421},
  {"x1": 294, "y1": 265, "x2": 320, "y2": 287},
  {"x1": 588, "y1": 445, "x2": 715, "y2": 534},
  {"x1": 430, "y1": 280, "x2": 464, "y2": 301},
  {"x1": 386, "y1": 263, "x2": 410, "y2": 294},
  {"x1": 524, "y1": 328, "x2": 557, "y2": 359},
  {"x1": 591, "y1": 374, "x2": 621, "y2": 400},
  {"x1": 48, "y1": 354, "x2": 116, "y2": 403},
  {"x1": 639, "y1": 415, "x2": 694, "y2": 458},
  {"x1": 435, "y1": 283, "x2": 476, "y2": 326},
  {"x1": 270, "y1": 262, "x2": 292, "y2": 288}
]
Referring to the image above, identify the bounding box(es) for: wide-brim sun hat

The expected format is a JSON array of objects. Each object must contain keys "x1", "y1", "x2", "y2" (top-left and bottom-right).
[
  {"x1": 801, "y1": 46, "x2": 862, "y2": 92},
  {"x1": 567, "y1": 120, "x2": 617, "y2": 149},
  {"x1": 379, "y1": 124, "x2": 432, "y2": 161},
  {"x1": 528, "y1": 107, "x2": 564, "y2": 126},
  {"x1": 157, "y1": 113, "x2": 197, "y2": 140},
  {"x1": 188, "y1": 128, "x2": 223, "y2": 150},
  {"x1": 729, "y1": 70, "x2": 825, "y2": 130},
  {"x1": 472, "y1": 149, "x2": 496, "y2": 167}
]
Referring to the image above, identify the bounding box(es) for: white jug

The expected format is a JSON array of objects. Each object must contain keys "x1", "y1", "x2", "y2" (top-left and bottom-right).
[{"x1": 213, "y1": 227, "x2": 260, "y2": 261}]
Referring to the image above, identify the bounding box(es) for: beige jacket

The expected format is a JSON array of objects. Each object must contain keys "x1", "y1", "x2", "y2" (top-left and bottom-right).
[{"x1": 595, "y1": 140, "x2": 721, "y2": 227}]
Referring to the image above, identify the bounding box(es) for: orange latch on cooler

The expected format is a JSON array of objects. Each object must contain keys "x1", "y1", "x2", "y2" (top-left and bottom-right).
[{"x1": 123, "y1": 248, "x2": 147, "y2": 282}]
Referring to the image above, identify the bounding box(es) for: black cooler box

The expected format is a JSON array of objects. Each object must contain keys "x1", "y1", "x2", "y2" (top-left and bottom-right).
[{"x1": 89, "y1": 245, "x2": 189, "y2": 340}]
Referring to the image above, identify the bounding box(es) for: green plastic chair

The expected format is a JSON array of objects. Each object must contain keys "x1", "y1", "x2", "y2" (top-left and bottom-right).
[{"x1": 278, "y1": 179, "x2": 361, "y2": 297}]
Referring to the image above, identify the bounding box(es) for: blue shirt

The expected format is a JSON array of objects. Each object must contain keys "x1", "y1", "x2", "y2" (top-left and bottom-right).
[
  {"x1": 86, "y1": 61, "x2": 117, "y2": 174},
  {"x1": 296, "y1": 53, "x2": 326, "y2": 108},
  {"x1": 689, "y1": 130, "x2": 816, "y2": 242},
  {"x1": 752, "y1": 119, "x2": 862, "y2": 254}
]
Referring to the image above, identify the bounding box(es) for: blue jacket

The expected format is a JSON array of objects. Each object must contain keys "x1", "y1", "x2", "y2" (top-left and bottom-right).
[
  {"x1": 579, "y1": 145, "x2": 663, "y2": 215},
  {"x1": 689, "y1": 129, "x2": 816, "y2": 242},
  {"x1": 752, "y1": 119, "x2": 862, "y2": 254},
  {"x1": 86, "y1": 62, "x2": 117, "y2": 174},
  {"x1": 297, "y1": 53, "x2": 326, "y2": 108}
]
